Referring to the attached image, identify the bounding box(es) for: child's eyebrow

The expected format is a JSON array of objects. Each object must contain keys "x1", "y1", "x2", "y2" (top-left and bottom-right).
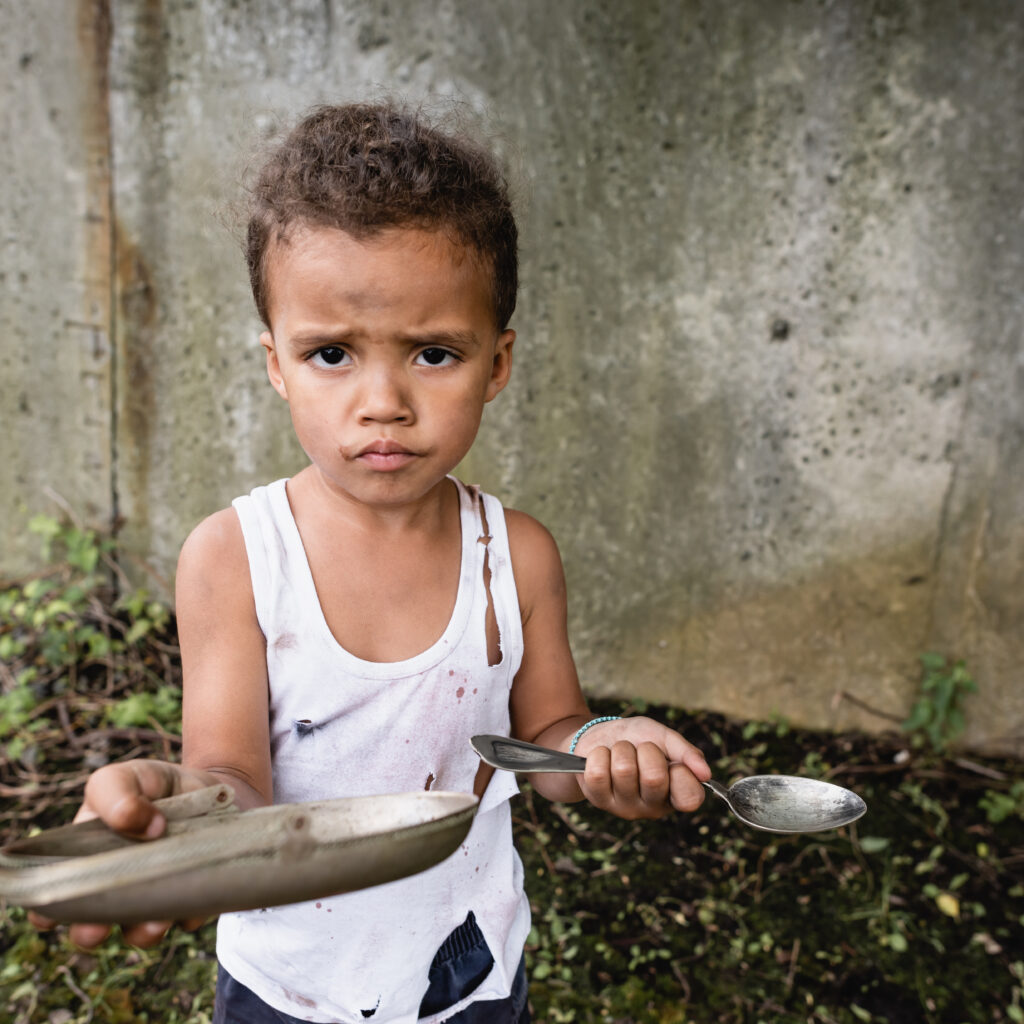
[
  {"x1": 285, "y1": 328, "x2": 483, "y2": 350},
  {"x1": 287, "y1": 328, "x2": 360, "y2": 349},
  {"x1": 398, "y1": 329, "x2": 482, "y2": 349}
]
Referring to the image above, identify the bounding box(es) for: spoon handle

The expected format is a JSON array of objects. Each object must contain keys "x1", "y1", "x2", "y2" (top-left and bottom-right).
[
  {"x1": 471, "y1": 735, "x2": 588, "y2": 773},
  {"x1": 471, "y1": 734, "x2": 694, "y2": 774},
  {"x1": 701, "y1": 779, "x2": 731, "y2": 801}
]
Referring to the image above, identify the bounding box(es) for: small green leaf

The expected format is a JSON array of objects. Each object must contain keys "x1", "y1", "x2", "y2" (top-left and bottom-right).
[
  {"x1": 902, "y1": 702, "x2": 931, "y2": 731},
  {"x1": 0, "y1": 634, "x2": 25, "y2": 659},
  {"x1": 125, "y1": 618, "x2": 152, "y2": 645},
  {"x1": 106, "y1": 692, "x2": 156, "y2": 728},
  {"x1": 859, "y1": 836, "x2": 890, "y2": 854}
]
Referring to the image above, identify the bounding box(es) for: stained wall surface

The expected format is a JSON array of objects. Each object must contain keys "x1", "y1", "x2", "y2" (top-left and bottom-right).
[{"x1": 2, "y1": 0, "x2": 1021, "y2": 753}]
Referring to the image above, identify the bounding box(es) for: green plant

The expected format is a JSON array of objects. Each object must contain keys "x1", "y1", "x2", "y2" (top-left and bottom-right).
[
  {"x1": 902, "y1": 652, "x2": 977, "y2": 752},
  {"x1": 104, "y1": 685, "x2": 182, "y2": 729},
  {"x1": 0, "y1": 516, "x2": 168, "y2": 679},
  {"x1": 0, "y1": 513, "x2": 179, "y2": 777},
  {"x1": 980, "y1": 781, "x2": 1024, "y2": 825}
]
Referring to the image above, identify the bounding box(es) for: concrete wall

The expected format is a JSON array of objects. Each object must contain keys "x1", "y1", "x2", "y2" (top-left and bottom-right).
[
  {"x1": 2, "y1": 0, "x2": 1021, "y2": 753},
  {"x1": 1, "y1": 1, "x2": 114, "y2": 553}
]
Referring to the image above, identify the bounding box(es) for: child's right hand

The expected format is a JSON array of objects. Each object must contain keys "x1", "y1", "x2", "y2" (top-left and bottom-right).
[{"x1": 29, "y1": 759, "x2": 222, "y2": 949}]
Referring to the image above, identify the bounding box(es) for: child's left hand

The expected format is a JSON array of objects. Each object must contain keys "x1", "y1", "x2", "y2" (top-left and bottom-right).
[{"x1": 571, "y1": 717, "x2": 711, "y2": 820}]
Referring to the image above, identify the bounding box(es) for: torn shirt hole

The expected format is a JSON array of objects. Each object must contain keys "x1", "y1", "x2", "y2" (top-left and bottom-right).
[
  {"x1": 294, "y1": 719, "x2": 317, "y2": 738},
  {"x1": 361, "y1": 996, "x2": 381, "y2": 1018},
  {"x1": 477, "y1": 504, "x2": 502, "y2": 668}
]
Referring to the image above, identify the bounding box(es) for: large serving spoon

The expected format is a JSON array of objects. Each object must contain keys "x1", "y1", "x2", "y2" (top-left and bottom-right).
[{"x1": 471, "y1": 734, "x2": 866, "y2": 834}]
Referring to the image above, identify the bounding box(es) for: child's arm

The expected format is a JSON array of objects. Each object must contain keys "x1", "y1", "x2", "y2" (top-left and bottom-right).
[
  {"x1": 506, "y1": 511, "x2": 710, "y2": 819},
  {"x1": 176, "y1": 507, "x2": 273, "y2": 809},
  {"x1": 45, "y1": 508, "x2": 273, "y2": 949}
]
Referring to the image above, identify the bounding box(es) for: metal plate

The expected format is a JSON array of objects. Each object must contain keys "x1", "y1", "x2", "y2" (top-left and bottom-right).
[{"x1": 0, "y1": 789, "x2": 478, "y2": 923}]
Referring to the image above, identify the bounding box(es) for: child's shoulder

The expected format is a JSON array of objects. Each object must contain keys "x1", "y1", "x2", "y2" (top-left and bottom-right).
[
  {"x1": 176, "y1": 506, "x2": 251, "y2": 599},
  {"x1": 502, "y1": 507, "x2": 567, "y2": 611},
  {"x1": 180, "y1": 505, "x2": 245, "y2": 561},
  {"x1": 503, "y1": 506, "x2": 558, "y2": 556}
]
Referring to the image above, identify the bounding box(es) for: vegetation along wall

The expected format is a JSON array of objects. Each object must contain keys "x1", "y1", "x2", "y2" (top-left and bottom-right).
[{"x1": 1, "y1": 0, "x2": 1021, "y2": 753}]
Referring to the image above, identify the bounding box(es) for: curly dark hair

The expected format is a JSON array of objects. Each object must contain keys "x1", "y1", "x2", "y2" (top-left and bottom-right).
[{"x1": 246, "y1": 102, "x2": 518, "y2": 330}]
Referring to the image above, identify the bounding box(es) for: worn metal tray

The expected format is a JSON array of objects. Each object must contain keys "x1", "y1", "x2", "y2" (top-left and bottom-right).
[{"x1": 0, "y1": 785, "x2": 477, "y2": 923}]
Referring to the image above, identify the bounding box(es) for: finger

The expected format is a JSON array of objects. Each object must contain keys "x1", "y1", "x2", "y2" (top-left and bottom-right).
[
  {"x1": 122, "y1": 920, "x2": 173, "y2": 949},
  {"x1": 28, "y1": 910, "x2": 57, "y2": 931},
  {"x1": 608, "y1": 741, "x2": 642, "y2": 804},
  {"x1": 581, "y1": 743, "x2": 613, "y2": 805},
  {"x1": 181, "y1": 916, "x2": 211, "y2": 932},
  {"x1": 82, "y1": 761, "x2": 188, "y2": 839},
  {"x1": 661, "y1": 728, "x2": 711, "y2": 781},
  {"x1": 668, "y1": 762, "x2": 707, "y2": 813},
  {"x1": 635, "y1": 741, "x2": 671, "y2": 808},
  {"x1": 69, "y1": 922, "x2": 114, "y2": 949}
]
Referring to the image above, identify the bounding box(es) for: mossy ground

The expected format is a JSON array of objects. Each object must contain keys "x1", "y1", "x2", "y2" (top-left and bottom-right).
[{"x1": 515, "y1": 701, "x2": 1024, "y2": 1023}]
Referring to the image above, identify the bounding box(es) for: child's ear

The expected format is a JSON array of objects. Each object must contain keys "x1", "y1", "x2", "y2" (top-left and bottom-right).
[
  {"x1": 485, "y1": 329, "x2": 515, "y2": 402},
  {"x1": 261, "y1": 331, "x2": 289, "y2": 401}
]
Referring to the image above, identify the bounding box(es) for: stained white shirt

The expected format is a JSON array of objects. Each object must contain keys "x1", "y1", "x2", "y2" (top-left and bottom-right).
[{"x1": 216, "y1": 477, "x2": 530, "y2": 1023}]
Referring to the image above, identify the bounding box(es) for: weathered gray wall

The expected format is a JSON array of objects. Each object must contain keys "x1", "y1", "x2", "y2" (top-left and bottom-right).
[
  {"x1": 2, "y1": 1, "x2": 1021, "y2": 753},
  {"x1": 1, "y1": 1, "x2": 114, "y2": 551}
]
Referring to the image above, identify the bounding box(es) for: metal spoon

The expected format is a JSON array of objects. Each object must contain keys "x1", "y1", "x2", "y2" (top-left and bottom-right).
[{"x1": 471, "y1": 734, "x2": 866, "y2": 834}]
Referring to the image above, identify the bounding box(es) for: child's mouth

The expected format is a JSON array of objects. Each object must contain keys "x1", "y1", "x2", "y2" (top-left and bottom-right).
[{"x1": 356, "y1": 443, "x2": 418, "y2": 471}]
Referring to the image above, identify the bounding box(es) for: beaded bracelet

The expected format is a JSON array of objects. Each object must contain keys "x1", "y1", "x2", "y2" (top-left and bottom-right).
[{"x1": 568, "y1": 716, "x2": 621, "y2": 754}]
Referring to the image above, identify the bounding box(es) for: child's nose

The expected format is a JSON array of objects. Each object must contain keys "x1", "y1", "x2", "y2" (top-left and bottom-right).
[{"x1": 356, "y1": 366, "x2": 413, "y2": 423}]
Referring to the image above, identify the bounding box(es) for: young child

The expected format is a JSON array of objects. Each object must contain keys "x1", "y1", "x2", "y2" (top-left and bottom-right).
[{"x1": 56, "y1": 102, "x2": 711, "y2": 1023}]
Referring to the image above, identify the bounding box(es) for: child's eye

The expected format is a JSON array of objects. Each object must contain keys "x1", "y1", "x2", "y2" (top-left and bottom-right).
[
  {"x1": 310, "y1": 347, "x2": 350, "y2": 367},
  {"x1": 415, "y1": 348, "x2": 457, "y2": 367}
]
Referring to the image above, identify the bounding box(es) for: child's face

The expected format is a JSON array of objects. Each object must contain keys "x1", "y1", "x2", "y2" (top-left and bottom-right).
[{"x1": 260, "y1": 225, "x2": 514, "y2": 509}]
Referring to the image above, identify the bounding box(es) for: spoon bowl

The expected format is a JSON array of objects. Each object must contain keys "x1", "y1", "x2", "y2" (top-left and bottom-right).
[
  {"x1": 702, "y1": 776, "x2": 866, "y2": 834},
  {"x1": 471, "y1": 734, "x2": 866, "y2": 834}
]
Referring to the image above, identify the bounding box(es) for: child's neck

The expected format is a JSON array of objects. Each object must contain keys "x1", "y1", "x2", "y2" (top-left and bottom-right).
[
  {"x1": 300, "y1": 466, "x2": 453, "y2": 531},
  {"x1": 286, "y1": 469, "x2": 465, "y2": 663}
]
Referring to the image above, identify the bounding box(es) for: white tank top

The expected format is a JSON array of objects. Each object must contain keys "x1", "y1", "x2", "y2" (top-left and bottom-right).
[{"x1": 215, "y1": 477, "x2": 530, "y2": 1024}]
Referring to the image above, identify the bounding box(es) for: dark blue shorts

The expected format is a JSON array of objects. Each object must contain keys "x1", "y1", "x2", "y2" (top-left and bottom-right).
[{"x1": 213, "y1": 911, "x2": 530, "y2": 1023}]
